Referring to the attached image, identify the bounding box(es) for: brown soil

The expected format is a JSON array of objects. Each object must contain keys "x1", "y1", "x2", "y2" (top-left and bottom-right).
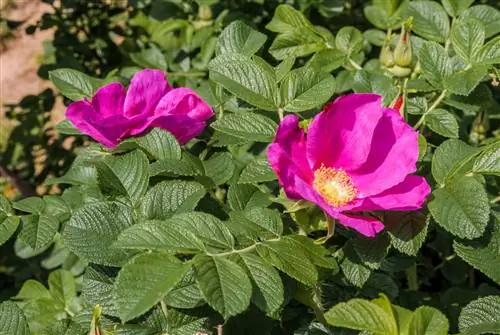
[{"x1": 0, "y1": 0, "x2": 60, "y2": 112}]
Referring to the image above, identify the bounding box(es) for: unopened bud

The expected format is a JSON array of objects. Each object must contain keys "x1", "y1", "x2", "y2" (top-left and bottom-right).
[
  {"x1": 380, "y1": 42, "x2": 395, "y2": 67},
  {"x1": 394, "y1": 19, "x2": 413, "y2": 67},
  {"x1": 469, "y1": 110, "x2": 489, "y2": 144}
]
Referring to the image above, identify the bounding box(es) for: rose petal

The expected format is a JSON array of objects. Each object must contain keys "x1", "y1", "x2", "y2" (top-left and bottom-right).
[
  {"x1": 91, "y1": 82, "x2": 126, "y2": 118},
  {"x1": 349, "y1": 107, "x2": 419, "y2": 197},
  {"x1": 123, "y1": 69, "x2": 170, "y2": 118},
  {"x1": 268, "y1": 115, "x2": 313, "y2": 199},
  {"x1": 346, "y1": 175, "x2": 431, "y2": 211},
  {"x1": 134, "y1": 87, "x2": 213, "y2": 142},
  {"x1": 307, "y1": 93, "x2": 385, "y2": 171},
  {"x1": 66, "y1": 101, "x2": 130, "y2": 148},
  {"x1": 334, "y1": 213, "x2": 385, "y2": 237}
]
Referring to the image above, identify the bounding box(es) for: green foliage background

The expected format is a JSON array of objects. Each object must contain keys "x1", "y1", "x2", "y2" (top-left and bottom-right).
[{"x1": 0, "y1": 0, "x2": 499, "y2": 334}]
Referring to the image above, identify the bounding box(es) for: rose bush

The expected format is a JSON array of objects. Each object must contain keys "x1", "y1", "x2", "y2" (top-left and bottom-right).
[{"x1": 0, "y1": 1, "x2": 499, "y2": 335}]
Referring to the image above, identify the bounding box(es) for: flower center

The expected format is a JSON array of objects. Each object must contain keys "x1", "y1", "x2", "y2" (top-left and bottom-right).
[{"x1": 313, "y1": 165, "x2": 357, "y2": 207}]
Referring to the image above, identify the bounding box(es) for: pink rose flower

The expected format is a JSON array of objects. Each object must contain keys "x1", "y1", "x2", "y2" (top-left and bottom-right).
[
  {"x1": 66, "y1": 69, "x2": 213, "y2": 148},
  {"x1": 268, "y1": 93, "x2": 431, "y2": 237}
]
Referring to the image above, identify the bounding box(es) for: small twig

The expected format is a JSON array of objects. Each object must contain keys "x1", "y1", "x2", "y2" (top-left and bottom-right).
[
  {"x1": 413, "y1": 90, "x2": 447, "y2": 129},
  {"x1": 217, "y1": 324, "x2": 223, "y2": 335}
]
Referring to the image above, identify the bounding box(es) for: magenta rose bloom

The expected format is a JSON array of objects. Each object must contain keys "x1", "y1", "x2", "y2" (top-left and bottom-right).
[
  {"x1": 66, "y1": 69, "x2": 213, "y2": 148},
  {"x1": 268, "y1": 93, "x2": 430, "y2": 237}
]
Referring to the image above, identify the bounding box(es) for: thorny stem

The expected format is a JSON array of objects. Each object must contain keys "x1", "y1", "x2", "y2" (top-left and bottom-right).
[
  {"x1": 413, "y1": 89, "x2": 447, "y2": 129},
  {"x1": 406, "y1": 263, "x2": 419, "y2": 291}
]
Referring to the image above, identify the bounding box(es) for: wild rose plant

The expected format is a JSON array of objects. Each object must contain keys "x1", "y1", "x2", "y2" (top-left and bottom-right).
[{"x1": 1, "y1": 2, "x2": 499, "y2": 335}]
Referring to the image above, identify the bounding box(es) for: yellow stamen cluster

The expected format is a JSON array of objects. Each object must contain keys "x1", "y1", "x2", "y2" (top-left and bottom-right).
[{"x1": 313, "y1": 165, "x2": 357, "y2": 207}]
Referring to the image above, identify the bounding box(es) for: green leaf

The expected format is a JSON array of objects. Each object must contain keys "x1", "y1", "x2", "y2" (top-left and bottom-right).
[
  {"x1": 429, "y1": 175, "x2": 490, "y2": 239},
  {"x1": 364, "y1": 5, "x2": 394, "y2": 30},
  {"x1": 431, "y1": 139, "x2": 478, "y2": 185},
  {"x1": 408, "y1": 306, "x2": 449, "y2": 335},
  {"x1": 418, "y1": 42, "x2": 452, "y2": 89},
  {"x1": 407, "y1": 1, "x2": 450, "y2": 43},
  {"x1": 13, "y1": 197, "x2": 45, "y2": 214},
  {"x1": 193, "y1": 255, "x2": 252, "y2": 319},
  {"x1": 462, "y1": 5, "x2": 500, "y2": 38},
  {"x1": 275, "y1": 57, "x2": 295, "y2": 82},
  {"x1": 442, "y1": 0, "x2": 474, "y2": 17},
  {"x1": 217, "y1": 21, "x2": 267, "y2": 56},
  {"x1": 288, "y1": 235, "x2": 337, "y2": 269},
  {"x1": 164, "y1": 270, "x2": 205, "y2": 309},
  {"x1": 14, "y1": 279, "x2": 51, "y2": 301},
  {"x1": 256, "y1": 238, "x2": 318, "y2": 285},
  {"x1": 352, "y1": 70, "x2": 398, "y2": 105},
  {"x1": 459, "y1": 296, "x2": 500, "y2": 335},
  {"x1": 114, "y1": 252, "x2": 190, "y2": 322},
  {"x1": 18, "y1": 215, "x2": 59, "y2": 252},
  {"x1": 340, "y1": 243, "x2": 372, "y2": 287},
  {"x1": 140, "y1": 180, "x2": 206, "y2": 220},
  {"x1": 235, "y1": 252, "x2": 284, "y2": 315},
  {"x1": 54, "y1": 120, "x2": 82, "y2": 135},
  {"x1": 63, "y1": 202, "x2": 134, "y2": 266},
  {"x1": 387, "y1": 212, "x2": 429, "y2": 256},
  {"x1": 308, "y1": 49, "x2": 346, "y2": 73},
  {"x1": 445, "y1": 65, "x2": 488, "y2": 96},
  {"x1": 335, "y1": 26, "x2": 364, "y2": 55},
  {"x1": 280, "y1": 66, "x2": 335, "y2": 112},
  {"x1": 0, "y1": 196, "x2": 19, "y2": 246},
  {"x1": 49, "y1": 68, "x2": 103, "y2": 101},
  {"x1": 96, "y1": 149, "x2": 149, "y2": 203},
  {"x1": 269, "y1": 30, "x2": 324, "y2": 60},
  {"x1": 425, "y1": 108, "x2": 459, "y2": 138},
  {"x1": 203, "y1": 152, "x2": 235, "y2": 185},
  {"x1": 48, "y1": 269, "x2": 77, "y2": 308},
  {"x1": 165, "y1": 307, "x2": 211, "y2": 335},
  {"x1": 239, "y1": 158, "x2": 277, "y2": 184},
  {"x1": 229, "y1": 207, "x2": 283, "y2": 240},
  {"x1": 150, "y1": 153, "x2": 204, "y2": 177},
  {"x1": 478, "y1": 36, "x2": 500, "y2": 64},
  {"x1": 364, "y1": 29, "x2": 387, "y2": 46},
  {"x1": 82, "y1": 267, "x2": 119, "y2": 317},
  {"x1": 115, "y1": 219, "x2": 205, "y2": 253},
  {"x1": 473, "y1": 144, "x2": 500, "y2": 175},
  {"x1": 119, "y1": 128, "x2": 181, "y2": 161},
  {"x1": 171, "y1": 212, "x2": 235, "y2": 252},
  {"x1": 227, "y1": 184, "x2": 271, "y2": 211},
  {"x1": 211, "y1": 112, "x2": 277, "y2": 143},
  {"x1": 451, "y1": 18, "x2": 485, "y2": 64},
  {"x1": 0, "y1": 301, "x2": 31, "y2": 335},
  {"x1": 130, "y1": 46, "x2": 167, "y2": 70},
  {"x1": 353, "y1": 234, "x2": 390, "y2": 270},
  {"x1": 454, "y1": 219, "x2": 500, "y2": 285},
  {"x1": 266, "y1": 4, "x2": 316, "y2": 33},
  {"x1": 209, "y1": 54, "x2": 277, "y2": 111},
  {"x1": 324, "y1": 299, "x2": 398, "y2": 334}
]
